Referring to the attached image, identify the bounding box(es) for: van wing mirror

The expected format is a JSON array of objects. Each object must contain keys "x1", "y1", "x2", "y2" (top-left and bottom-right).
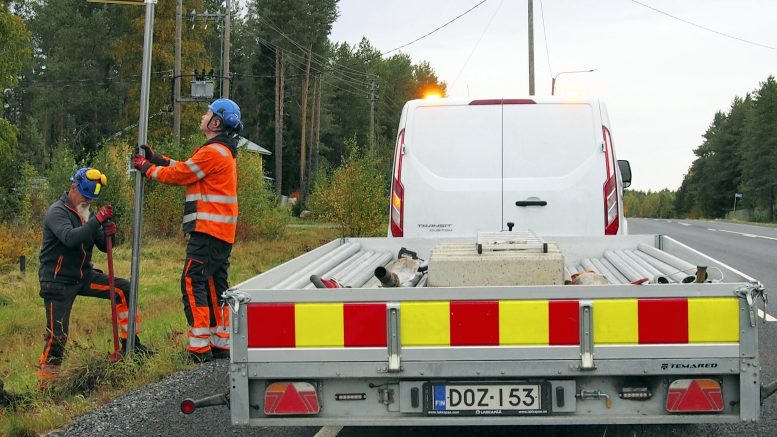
[{"x1": 617, "y1": 160, "x2": 632, "y2": 189}]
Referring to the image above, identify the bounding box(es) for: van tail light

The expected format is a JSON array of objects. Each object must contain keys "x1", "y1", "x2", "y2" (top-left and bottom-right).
[
  {"x1": 390, "y1": 129, "x2": 405, "y2": 237},
  {"x1": 602, "y1": 126, "x2": 619, "y2": 235},
  {"x1": 264, "y1": 382, "x2": 321, "y2": 415},
  {"x1": 665, "y1": 379, "x2": 724, "y2": 413}
]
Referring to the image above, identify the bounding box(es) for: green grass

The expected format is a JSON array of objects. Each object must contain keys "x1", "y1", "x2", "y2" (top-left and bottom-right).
[{"x1": 0, "y1": 227, "x2": 338, "y2": 436}]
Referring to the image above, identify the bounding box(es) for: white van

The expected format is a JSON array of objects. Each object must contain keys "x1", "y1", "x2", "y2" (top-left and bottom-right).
[{"x1": 389, "y1": 97, "x2": 631, "y2": 238}]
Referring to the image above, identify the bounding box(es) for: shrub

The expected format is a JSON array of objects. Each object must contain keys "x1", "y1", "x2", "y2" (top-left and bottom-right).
[
  {"x1": 43, "y1": 143, "x2": 78, "y2": 206},
  {"x1": 0, "y1": 222, "x2": 41, "y2": 271},
  {"x1": 90, "y1": 141, "x2": 135, "y2": 242},
  {"x1": 237, "y1": 151, "x2": 289, "y2": 240},
  {"x1": 139, "y1": 138, "x2": 198, "y2": 240},
  {"x1": 15, "y1": 164, "x2": 48, "y2": 230},
  {"x1": 308, "y1": 139, "x2": 388, "y2": 237}
]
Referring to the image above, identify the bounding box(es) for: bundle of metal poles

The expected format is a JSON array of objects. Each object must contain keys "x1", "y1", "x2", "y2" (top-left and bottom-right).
[
  {"x1": 269, "y1": 242, "x2": 394, "y2": 290},
  {"x1": 565, "y1": 244, "x2": 698, "y2": 285}
]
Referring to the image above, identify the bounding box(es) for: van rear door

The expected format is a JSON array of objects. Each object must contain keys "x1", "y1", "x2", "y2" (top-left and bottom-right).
[
  {"x1": 402, "y1": 103, "x2": 502, "y2": 236},
  {"x1": 502, "y1": 102, "x2": 604, "y2": 235}
]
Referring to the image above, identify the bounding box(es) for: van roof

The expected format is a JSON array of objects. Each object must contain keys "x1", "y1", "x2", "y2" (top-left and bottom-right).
[{"x1": 404, "y1": 96, "x2": 603, "y2": 109}]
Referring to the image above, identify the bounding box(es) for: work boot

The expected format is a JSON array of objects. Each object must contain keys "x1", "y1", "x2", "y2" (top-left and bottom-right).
[
  {"x1": 188, "y1": 349, "x2": 213, "y2": 363},
  {"x1": 121, "y1": 336, "x2": 156, "y2": 358},
  {"x1": 36, "y1": 364, "x2": 61, "y2": 392},
  {"x1": 211, "y1": 347, "x2": 230, "y2": 360}
]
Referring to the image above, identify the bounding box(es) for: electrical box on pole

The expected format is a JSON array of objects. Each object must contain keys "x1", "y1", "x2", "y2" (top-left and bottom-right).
[{"x1": 191, "y1": 70, "x2": 215, "y2": 99}]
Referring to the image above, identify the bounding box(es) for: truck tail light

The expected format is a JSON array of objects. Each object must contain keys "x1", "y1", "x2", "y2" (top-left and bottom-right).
[
  {"x1": 665, "y1": 379, "x2": 724, "y2": 413},
  {"x1": 602, "y1": 126, "x2": 619, "y2": 235},
  {"x1": 390, "y1": 129, "x2": 405, "y2": 237},
  {"x1": 264, "y1": 382, "x2": 320, "y2": 415}
]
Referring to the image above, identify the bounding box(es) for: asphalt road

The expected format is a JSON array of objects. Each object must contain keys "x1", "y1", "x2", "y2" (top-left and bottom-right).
[{"x1": 52, "y1": 218, "x2": 777, "y2": 437}]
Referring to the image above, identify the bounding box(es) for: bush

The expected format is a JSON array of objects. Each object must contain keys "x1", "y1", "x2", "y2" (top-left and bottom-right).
[
  {"x1": 308, "y1": 140, "x2": 388, "y2": 237},
  {"x1": 140, "y1": 138, "x2": 198, "y2": 240},
  {"x1": 15, "y1": 164, "x2": 49, "y2": 230},
  {"x1": 44, "y1": 144, "x2": 78, "y2": 206},
  {"x1": 237, "y1": 151, "x2": 289, "y2": 240},
  {"x1": 90, "y1": 141, "x2": 135, "y2": 241},
  {"x1": 0, "y1": 223, "x2": 40, "y2": 271}
]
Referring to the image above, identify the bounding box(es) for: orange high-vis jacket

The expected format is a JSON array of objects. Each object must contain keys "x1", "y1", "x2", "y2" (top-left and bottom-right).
[{"x1": 144, "y1": 136, "x2": 238, "y2": 244}]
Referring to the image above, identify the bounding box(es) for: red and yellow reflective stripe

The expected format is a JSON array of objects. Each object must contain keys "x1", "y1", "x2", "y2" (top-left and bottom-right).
[{"x1": 246, "y1": 297, "x2": 740, "y2": 348}]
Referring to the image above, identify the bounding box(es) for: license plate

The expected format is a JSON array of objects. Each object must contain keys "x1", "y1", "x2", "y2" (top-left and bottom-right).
[{"x1": 426, "y1": 382, "x2": 549, "y2": 416}]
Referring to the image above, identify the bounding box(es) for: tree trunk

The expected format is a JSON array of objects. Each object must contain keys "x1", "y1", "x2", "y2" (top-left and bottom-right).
[
  {"x1": 299, "y1": 44, "x2": 312, "y2": 199},
  {"x1": 43, "y1": 109, "x2": 50, "y2": 162},
  {"x1": 274, "y1": 49, "x2": 285, "y2": 196}
]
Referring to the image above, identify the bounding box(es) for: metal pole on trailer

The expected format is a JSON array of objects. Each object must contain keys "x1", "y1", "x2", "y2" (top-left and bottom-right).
[{"x1": 127, "y1": 0, "x2": 156, "y2": 356}]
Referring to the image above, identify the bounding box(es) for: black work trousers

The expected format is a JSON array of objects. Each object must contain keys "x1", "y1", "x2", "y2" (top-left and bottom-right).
[
  {"x1": 39, "y1": 270, "x2": 133, "y2": 366},
  {"x1": 181, "y1": 232, "x2": 232, "y2": 354}
]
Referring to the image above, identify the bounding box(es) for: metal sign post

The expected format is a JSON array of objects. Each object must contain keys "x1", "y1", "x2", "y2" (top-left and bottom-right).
[
  {"x1": 127, "y1": 0, "x2": 156, "y2": 356},
  {"x1": 733, "y1": 192, "x2": 743, "y2": 215}
]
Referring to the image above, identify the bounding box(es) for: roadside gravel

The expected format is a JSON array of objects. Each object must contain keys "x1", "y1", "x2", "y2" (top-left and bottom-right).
[{"x1": 45, "y1": 360, "x2": 318, "y2": 437}]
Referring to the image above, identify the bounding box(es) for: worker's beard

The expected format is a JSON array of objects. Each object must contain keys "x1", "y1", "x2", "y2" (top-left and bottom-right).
[{"x1": 76, "y1": 202, "x2": 92, "y2": 223}]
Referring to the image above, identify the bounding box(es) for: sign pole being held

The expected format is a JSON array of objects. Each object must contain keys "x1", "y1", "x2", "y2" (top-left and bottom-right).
[
  {"x1": 125, "y1": 0, "x2": 156, "y2": 356},
  {"x1": 87, "y1": 0, "x2": 157, "y2": 355}
]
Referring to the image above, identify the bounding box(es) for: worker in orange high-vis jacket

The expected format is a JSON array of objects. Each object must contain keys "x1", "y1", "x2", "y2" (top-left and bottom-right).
[
  {"x1": 133, "y1": 98, "x2": 242, "y2": 362},
  {"x1": 38, "y1": 168, "x2": 153, "y2": 389}
]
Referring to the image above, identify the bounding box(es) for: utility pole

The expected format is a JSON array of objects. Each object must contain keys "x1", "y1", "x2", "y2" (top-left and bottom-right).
[
  {"x1": 173, "y1": 0, "x2": 182, "y2": 144},
  {"x1": 313, "y1": 75, "x2": 321, "y2": 184},
  {"x1": 368, "y1": 78, "x2": 378, "y2": 149},
  {"x1": 299, "y1": 45, "x2": 313, "y2": 199},
  {"x1": 274, "y1": 50, "x2": 285, "y2": 196},
  {"x1": 222, "y1": 0, "x2": 231, "y2": 98},
  {"x1": 306, "y1": 75, "x2": 317, "y2": 194},
  {"x1": 528, "y1": 0, "x2": 535, "y2": 95}
]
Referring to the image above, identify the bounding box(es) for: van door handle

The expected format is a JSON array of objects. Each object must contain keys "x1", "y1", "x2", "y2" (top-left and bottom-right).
[{"x1": 515, "y1": 200, "x2": 547, "y2": 207}]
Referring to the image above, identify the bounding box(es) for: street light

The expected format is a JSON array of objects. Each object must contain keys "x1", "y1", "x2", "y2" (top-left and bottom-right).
[{"x1": 551, "y1": 69, "x2": 596, "y2": 95}]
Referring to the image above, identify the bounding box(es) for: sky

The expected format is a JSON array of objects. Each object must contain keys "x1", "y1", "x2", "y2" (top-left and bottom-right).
[{"x1": 329, "y1": 0, "x2": 777, "y2": 192}]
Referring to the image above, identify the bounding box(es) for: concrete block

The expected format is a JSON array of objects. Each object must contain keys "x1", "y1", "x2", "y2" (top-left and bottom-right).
[{"x1": 427, "y1": 242, "x2": 565, "y2": 287}]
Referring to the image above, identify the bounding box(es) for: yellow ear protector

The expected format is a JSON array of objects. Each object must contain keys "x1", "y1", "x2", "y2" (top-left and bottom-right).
[{"x1": 85, "y1": 168, "x2": 108, "y2": 186}]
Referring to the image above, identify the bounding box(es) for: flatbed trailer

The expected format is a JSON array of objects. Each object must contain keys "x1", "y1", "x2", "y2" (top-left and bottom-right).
[{"x1": 186, "y1": 234, "x2": 773, "y2": 426}]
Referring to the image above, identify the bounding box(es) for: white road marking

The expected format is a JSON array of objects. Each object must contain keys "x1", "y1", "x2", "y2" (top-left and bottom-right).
[
  {"x1": 718, "y1": 229, "x2": 777, "y2": 241},
  {"x1": 678, "y1": 222, "x2": 691, "y2": 226},
  {"x1": 707, "y1": 228, "x2": 717, "y2": 231},
  {"x1": 758, "y1": 309, "x2": 777, "y2": 322},
  {"x1": 315, "y1": 426, "x2": 344, "y2": 437}
]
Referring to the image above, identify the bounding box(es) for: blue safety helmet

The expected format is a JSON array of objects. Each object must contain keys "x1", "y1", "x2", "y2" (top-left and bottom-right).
[
  {"x1": 208, "y1": 98, "x2": 243, "y2": 133},
  {"x1": 70, "y1": 167, "x2": 106, "y2": 200}
]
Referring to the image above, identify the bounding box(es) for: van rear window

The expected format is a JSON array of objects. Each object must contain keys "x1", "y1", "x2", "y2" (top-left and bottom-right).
[
  {"x1": 410, "y1": 105, "x2": 502, "y2": 179},
  {"x1": 503, "y1": 104, "x2": 597, "y2": 178}
]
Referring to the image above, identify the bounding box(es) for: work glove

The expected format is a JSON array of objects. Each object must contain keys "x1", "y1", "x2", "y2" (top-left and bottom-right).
[
  {"x1": 96, "y1": 205, "x2": 113, "y2": 224},
  {"x1": 102, "y1": 221, "x2": 117, "y2": 237},
  {"x1": 133, "y1": 154, "x2": 152, "y2": 174},
  {"x1": 140, "y1": 144, "x2": 170, "y2": 166}
]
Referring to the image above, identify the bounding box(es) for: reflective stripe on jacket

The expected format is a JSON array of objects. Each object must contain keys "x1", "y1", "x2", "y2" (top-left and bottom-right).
[{"x1": 145, "y1": 135, "x2": 239, "y2": 243}]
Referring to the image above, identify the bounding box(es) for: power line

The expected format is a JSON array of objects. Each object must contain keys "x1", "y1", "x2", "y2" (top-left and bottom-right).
[
  {"x1": 255, "y1": 25, "x2": 377, "y2": 91},
  {"x1": 451, "y1": 0, "x2": 503, "y2": 90},
  {"x1": 539, "y1": 0, "x2": 553, "y2": 78},
  {"x1": 631, "y1": 0, "x2": 777, "y2": 52},
  {"x1": 254, "y1": 15, "x2": 376, "y2": 84},
  {"x1": 255, "y1": 36, "x2": 371, "y2": 96},
  {"x1": 381, "y1": 0, "x2": 488, "y2": 56}
]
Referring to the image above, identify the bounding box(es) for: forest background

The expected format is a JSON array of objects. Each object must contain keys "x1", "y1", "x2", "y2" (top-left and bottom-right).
[
  {"x1": 0, "y1": 0, "x2": 447, "y2": 267},
  {"x1": 2, "y1": 1, "x2": 777, "y2": 270}
]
